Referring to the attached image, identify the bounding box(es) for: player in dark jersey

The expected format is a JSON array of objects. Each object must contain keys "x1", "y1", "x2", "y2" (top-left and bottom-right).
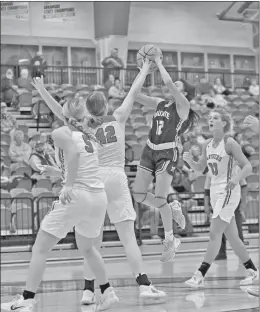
[{"x1": 133, "y1": 52, "x2": 198, "y2": 262}]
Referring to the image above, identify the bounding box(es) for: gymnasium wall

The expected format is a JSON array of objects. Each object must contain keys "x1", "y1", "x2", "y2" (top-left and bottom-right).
[
  {"x1": 128, "y1": 2, "x2": 253, "y2": 49},
  {"x1": 1, "y1": 1, "x2": 253, "y2": 50},
  {"x1": 1, "y1": 2, "x2": 95, "y2": 46}
]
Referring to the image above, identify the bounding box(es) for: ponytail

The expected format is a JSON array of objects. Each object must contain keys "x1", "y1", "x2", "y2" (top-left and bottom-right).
[
  {"x1": 87, "y1": 116, "x2": 104, "y2": 129},
  {"x1": 180, "y1": 109, "x2": 199, "y2": 133},
  {"x1": 66, "y1": 117, "x2": 101, "y2": 145}
]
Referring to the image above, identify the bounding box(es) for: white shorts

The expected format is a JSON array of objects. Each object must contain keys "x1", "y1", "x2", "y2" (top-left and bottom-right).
[
  {"x1": 41, "y1": 188, "x2": 107, "y2": 239},
  {"x1": 99, "y1": 167, "x2": 136, "y2": 224},
  {"x1": 210, "y1": 186, "x2": 241, "y2": 223}
]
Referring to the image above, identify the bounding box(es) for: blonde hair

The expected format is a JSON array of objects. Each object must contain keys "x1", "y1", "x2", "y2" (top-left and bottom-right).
[
  {"x1": 62, "y1": 98, "x2": 100, "y2": 144},
  {"x1": 212, "y1": 107, "x2": 233, "y2": 133},
  {"x1": 62, "y1": 98, "x2": 87, "y2": 121}
]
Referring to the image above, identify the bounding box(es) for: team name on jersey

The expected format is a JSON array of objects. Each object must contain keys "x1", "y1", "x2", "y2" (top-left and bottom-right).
[
  {"x1": 154, "y1": 110, "x2": 170, "y2": 119},
  {"x1": 207, "y1": 154, "x2": 222, "y2": 162}
]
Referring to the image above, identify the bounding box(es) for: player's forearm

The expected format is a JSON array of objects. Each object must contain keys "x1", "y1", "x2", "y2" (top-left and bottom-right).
[
  {"x1": 240, "y1": 185, "x2": 248, "y2": 211},
  {"x1": 187, "y1": 159, "x2": 206, "y2": 173},
  {"x1": 236, "y1": 164, "x2": 252, "y2": 182},
  {"x1": 37, "y1": 87, "x2": 63, "y2": 120},
  {"x1": 65, "y1": 150, "x2": 80, "y2": 187},
  {"x1": 128, "y1": 72, "x2": 147, "y2": 99}
]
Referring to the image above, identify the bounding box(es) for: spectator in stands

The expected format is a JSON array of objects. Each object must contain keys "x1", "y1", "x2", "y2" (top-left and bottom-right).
[
  {"x1": 9, "y1": 130, "x2": 32, "y2": 171},
  {"x1": 182, "y1": 125, "x2": 206, "y2": 152},
  {"x1": 1, "y1": 156, "x2": 9, "y2": 188},
  {"x1": 31, "y1": 51, "x2": 47, "y2": 78},
  {"x1": 1, "y1": 68, "x2": 19, "y2": 107},
  {"x1": 29, "y1": 140, "x2": 57, "y2": 174},
  {"x1": 196, "y1": 77, "x2": 213, "y2": 96},
  {"x1": 249, "y1": 79, "x2": 259, "y2": 97},
  {"x1": 1, "y1": 102, "x2": 18, "y2": 138},
  {"x1": 213, "y1": 77, "x2": 226, "y2": 94},
  {"x1": 198, "y1": 88, "x2": 227, "y2": 109},
  {"x1": 104, "y1": 74, "x2": 115, "y2": 90},
  {"x1": 17, "y1": 68, "x2": 33, "y2": 93},
  {"x1": 108, "y1": 77, "x2": 126, "y2": 100},
  {"x1": 101, "y1": 48, "x2": 124, "y2": 83},
  {"x1": 39, "y1": 133, "x2": 55, "y2": 158}
]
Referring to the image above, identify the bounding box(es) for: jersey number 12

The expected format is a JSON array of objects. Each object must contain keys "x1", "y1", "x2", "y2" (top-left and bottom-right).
[{"x1": 156, "y1": 120, "x2": 164, "y2": 135}]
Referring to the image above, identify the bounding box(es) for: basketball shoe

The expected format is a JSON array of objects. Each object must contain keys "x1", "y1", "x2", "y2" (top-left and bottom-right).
[
  {"x1": 1, "y1": 295, "x2": 37, "y2": 312},
  {"x1": 139, "y1": 285, "x2": 166, "y2": 299},
  {"x1": 160, "y1": 237, "x2": 181, "y2": 263},
  {"x1": 240, "y1": 269, "x2": 259, "y2": 286},
  {"x1": 247, "y1": 286, "x2": 259, "y2": 297},
  {"x1": 186, "y1": 291, "x2": 206, "y2": 308},
  {"x1": 185, "y1": 270, "x2": 205, "y2": 288},
  {"x1": 97, "y1": 287, "x2": 119, "y2": 311},
  {"x1": 169, "y1": 200, "x2": 186, "y2": 229},
  {"x1": 81, "y1": 290, "x2": 96, "y2": 305}
]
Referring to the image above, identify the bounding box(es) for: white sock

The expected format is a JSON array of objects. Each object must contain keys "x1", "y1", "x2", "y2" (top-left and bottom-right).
[{"x1": 165, "y1": 230, "x2": 174, "y2": 241}]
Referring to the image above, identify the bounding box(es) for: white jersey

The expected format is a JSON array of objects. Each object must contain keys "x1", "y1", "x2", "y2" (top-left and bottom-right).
[
  {"x1": 55, "y1": 129, "x2": 104, "y2": 191},
  {"x1": 96, "y1": 116, "x2": 125, "y2": 169},
  {"x1": 206, "y1": 138, "x2": 240, "y2": 192}
]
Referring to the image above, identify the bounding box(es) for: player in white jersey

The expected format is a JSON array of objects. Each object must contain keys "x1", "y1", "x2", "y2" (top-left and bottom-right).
[
  {"x1": 1, "y1": 99, "x2": 119, "y2": 312},
  {"x1": 243, "y1": 115, "x2": 259, "y2": 298},
  {"x1": 183, "y1": 108, "x2": 258, "y2": 288},
  {"x1": 30, "y1": 60, "x2": 166, "y2": 305}
]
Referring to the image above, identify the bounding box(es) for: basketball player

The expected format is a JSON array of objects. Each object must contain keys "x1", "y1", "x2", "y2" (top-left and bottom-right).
[
  {"x1": 30, "y1": 59, "x2": 166, "y2": 305},
  {"x1": 183, "y1": 108, "x2": 259, "y2": 288},
  {"x1": 243, "y1": 115, "x2": 259, "y2": 298},
  {"x1": 132, "y1": 52, "x2": 199, "y2": 262},
  {"x1": 1, "y1": 100, "x2": 119, "y2": 312}
]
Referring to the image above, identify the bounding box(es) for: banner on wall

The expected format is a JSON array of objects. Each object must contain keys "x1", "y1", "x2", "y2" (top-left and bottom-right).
[
  {"x1": 43, "y1": 2, "x2": 76, "y2": 22},
  {"x1": 1, "y1": 2, "x2": 29, "y2": 20}
]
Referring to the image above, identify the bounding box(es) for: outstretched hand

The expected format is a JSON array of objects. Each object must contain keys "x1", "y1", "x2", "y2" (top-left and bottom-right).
[
  {"x1": 31, "y1": 75, "x2": 45, "y2": 91},
  {"x1": 139, "y1": 57, "x2": 152, "y2": 75},
  {"x1": 243, "y1": 115, "x2": 259, "y2": 134},
  {"x1": 154, "y1": 47, "x2": 163, "y2": 65}
]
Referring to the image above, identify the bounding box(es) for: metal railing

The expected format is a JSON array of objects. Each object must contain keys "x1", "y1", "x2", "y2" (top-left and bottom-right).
[
  {"x1": 1, "y1": 64, "x2": 258, "y2": 89},
  {"x1": 1, "y1": 191, "x2": 259, "y2": 247}
]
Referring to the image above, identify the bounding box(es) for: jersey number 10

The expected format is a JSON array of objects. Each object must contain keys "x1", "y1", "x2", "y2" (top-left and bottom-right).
[
  {"x1": 208, "y1": 162, "x2": 218, "y2": 176},
  {"x1": 156, "y1": 120, "x2": 164, "y2": 135}
]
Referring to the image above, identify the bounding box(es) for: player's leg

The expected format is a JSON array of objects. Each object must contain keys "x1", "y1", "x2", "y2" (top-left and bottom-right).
[
  {"x1": 82, "y1": 229, "x2": 103, "y2": 305},
  {"x1": 115, "y1": 219, "x2": 166, "y2": 299},
  {"x1": 99, "y1": 169, "x2": 166, "y2": 299},
  {"x1": 132, "y1": 145, "x2": 155, "y2": 205},
  {"x1": 76, "y1": 190, "x2": 119, "y2": 310},
  {"x1": 224, "y1": 217, "x2": 258, "y2": 285},
  {"x1": 1, "y1": 200, "x2": 74, "y2": 311},
  {"x1": 185, "y1": 216, "x2": 228, "y2": 288}
]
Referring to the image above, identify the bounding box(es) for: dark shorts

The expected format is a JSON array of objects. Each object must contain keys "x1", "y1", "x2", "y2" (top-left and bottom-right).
[{"x1": 139, "y1": 144, "x2": 179, "y2": 176}]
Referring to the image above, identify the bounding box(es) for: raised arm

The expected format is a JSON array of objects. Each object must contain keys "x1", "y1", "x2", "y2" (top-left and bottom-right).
[
  {"x1": 135, "y1": 93, "x2": 163, "y2": 108},
  {"x1": 31, "y1": 76, "x2": 63, "y2": 121},
  {"x1": 113, "y1": 58, "x2": 152, "y2": 124},
  {"x1": 154, "y1": 53, "x2": 190, "y2": 120}
]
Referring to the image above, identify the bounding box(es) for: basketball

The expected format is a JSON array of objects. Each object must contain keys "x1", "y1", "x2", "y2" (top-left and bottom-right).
[{"x1": 136, "y1": 45, "x2": 163, "y2": 73}]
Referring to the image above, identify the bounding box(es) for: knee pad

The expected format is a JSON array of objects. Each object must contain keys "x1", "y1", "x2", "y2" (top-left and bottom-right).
[
  {"x1": 154, "y1": 196, "x2": 168, "y2": 209},
  {"x1": 132, "y1": 191, "x2": 147, "y2": 203}
]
